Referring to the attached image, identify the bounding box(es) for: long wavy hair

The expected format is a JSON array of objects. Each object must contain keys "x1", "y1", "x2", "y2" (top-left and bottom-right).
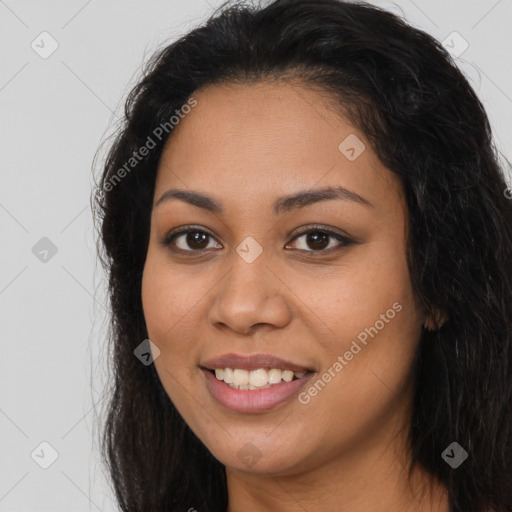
[{"x1": 92, "y1": 1, "x2": 512, "y2": 510}]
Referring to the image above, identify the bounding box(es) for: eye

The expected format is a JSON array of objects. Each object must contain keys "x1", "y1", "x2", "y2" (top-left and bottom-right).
[
  {"x1": 161, "y1": 224, "x2": 353, "y2": 255},
  {"x1": 285, "y1": 225, "x2": 353, "y2": 254},
  {"x1": 162, "y1": 226, "x2": 222, "y2": 253}
]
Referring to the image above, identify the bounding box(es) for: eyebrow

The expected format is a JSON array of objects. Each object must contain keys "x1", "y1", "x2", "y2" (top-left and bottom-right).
[{"x1": 154, "y1": 185, "x2": 374, "y2": 215}]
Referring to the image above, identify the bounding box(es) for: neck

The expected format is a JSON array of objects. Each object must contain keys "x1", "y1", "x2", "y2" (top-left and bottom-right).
[
  {"x1": 225, "y1": 402, "x2": 449, "y2": 512},
  {"x1": 226, "y1": 453, "x2": 449, "y2": 512}
]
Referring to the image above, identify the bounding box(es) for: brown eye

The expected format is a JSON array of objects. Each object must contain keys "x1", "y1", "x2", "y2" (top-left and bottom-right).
[
  {"x1": 286, "y1": 227, "x2": 352, "y2": 254},
  {"x1": 303, "y1": 232, "x2": 330, "y2": 251},
  {"x1": 184, "y1": 231, "x2": 209, "y2": 250},
  {"x1": 162, "y1": 224, "x2": 353, "y2": 256},
  {"x1": 163, "y1": 228, "x2": 222, "y2": 252}
]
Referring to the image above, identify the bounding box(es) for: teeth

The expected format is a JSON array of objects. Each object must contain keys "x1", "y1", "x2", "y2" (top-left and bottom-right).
[
  {"x1": 232, "y1": 369, "x2": 249, "y2": 386},
  {"x1": 213, "y1": 367, "x2": 309, "y2": 389},
  {"x1": 223, "y1": 368, "x2": 234, "y2": 384},
  {"x1": 282, "y1": 370, "x2": 294, "y2": 382},
  {"x1": 249, "y1": 369, "x2": 268, "y2": 387},
  {"x1": 268, "y1": 368, "x2": 282, "y2": 384}
]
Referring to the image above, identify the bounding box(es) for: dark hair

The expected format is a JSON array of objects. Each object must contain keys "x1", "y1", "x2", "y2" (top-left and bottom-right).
[{"x1": 92, "y1": 1, "x2": 512, "y2": 510}]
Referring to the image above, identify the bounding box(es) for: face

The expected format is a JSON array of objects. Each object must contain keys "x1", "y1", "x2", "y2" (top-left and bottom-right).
[{"x1": 141, "y1": 81, "x2": 425, "y2": 476}]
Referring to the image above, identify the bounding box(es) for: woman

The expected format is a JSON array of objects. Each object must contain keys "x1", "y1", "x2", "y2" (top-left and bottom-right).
[{"x1": 92, "y1": 0, "x2": 512, "y2": 510}]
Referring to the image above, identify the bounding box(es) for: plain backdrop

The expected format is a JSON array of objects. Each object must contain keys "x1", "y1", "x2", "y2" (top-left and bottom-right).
[{"x1": 1, "y1": 0, "x2": 511, "y2": 510}]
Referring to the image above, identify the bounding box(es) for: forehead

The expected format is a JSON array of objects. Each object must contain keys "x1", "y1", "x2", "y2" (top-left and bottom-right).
[{"x1": 154, "y1": 81, "x2": 402, "y2": 215}]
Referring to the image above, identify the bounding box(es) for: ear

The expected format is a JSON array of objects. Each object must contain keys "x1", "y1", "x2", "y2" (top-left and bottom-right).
[{"x1": 423, "y1": 309, "x2": 448, "y2": 331}]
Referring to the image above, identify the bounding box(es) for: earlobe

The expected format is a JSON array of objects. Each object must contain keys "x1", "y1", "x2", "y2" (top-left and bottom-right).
[{"x1": 423, "y1": 309, "x2": 448, "y2": 331}]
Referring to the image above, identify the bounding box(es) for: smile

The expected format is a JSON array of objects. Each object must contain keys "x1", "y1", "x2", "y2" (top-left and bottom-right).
[
  {"x1": 201, "y1": 368, "x2": 315, "y2": 413},
  {"x1": 212, "y1": 367, "x2": 307, "y2": 389}
]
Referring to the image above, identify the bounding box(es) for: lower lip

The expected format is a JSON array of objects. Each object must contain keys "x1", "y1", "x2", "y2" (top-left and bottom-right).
[{"x1": 202, "y1": 368, "x2": 315, "y2": 413}]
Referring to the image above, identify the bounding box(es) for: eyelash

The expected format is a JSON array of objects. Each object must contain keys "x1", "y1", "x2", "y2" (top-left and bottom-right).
[{"x1": 161, "y1": 224, "x2": 354, "y2": 256}]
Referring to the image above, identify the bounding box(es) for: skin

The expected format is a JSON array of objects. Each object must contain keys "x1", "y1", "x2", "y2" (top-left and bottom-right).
[{"x1": 141, "y1": 81, "x2": 450, "y2": 512}]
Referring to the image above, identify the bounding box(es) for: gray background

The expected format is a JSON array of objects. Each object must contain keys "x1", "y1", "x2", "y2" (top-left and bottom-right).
[{"x1": 0, "y1": 0, "x2": 511, "y2": 510}]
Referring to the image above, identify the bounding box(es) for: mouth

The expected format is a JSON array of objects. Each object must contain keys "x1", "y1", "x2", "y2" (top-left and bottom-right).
[
  {"x1": 200, "y1": 352, "x2": 316, "y2": 412},
  {"x1": 205, "y1": 367, "x2": 313, "y2": 390},
  {"x1": 200, "y1": 365, "x2": 315, "y2": 413}
]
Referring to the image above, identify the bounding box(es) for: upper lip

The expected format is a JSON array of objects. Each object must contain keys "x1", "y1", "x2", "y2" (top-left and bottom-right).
[{"x1": 201, "y1": 352, "x2": 314, "y2": 373}]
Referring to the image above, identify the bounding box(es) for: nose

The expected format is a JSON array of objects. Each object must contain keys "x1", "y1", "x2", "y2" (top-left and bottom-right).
[{"x1": 207, "y1": 253, "x2": 292, "y2": 335}]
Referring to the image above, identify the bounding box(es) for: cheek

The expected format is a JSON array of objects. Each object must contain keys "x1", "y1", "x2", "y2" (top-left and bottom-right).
[
  {"x1": 292, "y1": 243, "x2": 421, "y2": 440},
  {"x1": 141, "y1": 253, "x2": 205, "y2": 414},
  {"x1": 141, "y1": 249, "x2": 206, "y2": 349},
  {"x1": 289, "y1": 238, "x2": 421, "y2": 400},
  {"x1": 287, "y1": 238, "x2": 418, "y2": 351},
  {"x1": 140, "y1": 255, "x2": 208, "y2": 414}
]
